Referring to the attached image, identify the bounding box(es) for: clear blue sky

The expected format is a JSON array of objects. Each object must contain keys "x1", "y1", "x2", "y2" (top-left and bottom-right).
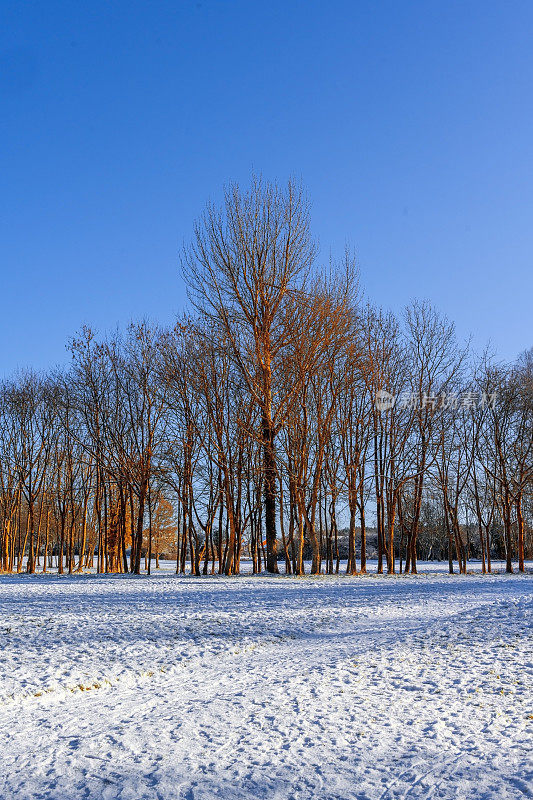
[{"x1": 1, "y1": 0, "x2": 532, "y2": 375}]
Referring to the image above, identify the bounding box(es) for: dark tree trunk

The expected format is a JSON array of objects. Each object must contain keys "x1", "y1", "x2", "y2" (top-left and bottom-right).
[{"x1": 262, "y1": 414, "x2": 279, "y2": 574}]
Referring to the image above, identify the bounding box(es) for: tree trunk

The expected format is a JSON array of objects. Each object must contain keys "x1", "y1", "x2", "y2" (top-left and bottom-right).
[{"x1": 262, "y1": 412, "x2": 279, "y2": 573}]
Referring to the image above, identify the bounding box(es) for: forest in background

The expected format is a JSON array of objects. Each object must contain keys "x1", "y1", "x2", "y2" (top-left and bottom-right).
[{"x1": 1, "y1": 179, "x2": 531, "y2": 577}]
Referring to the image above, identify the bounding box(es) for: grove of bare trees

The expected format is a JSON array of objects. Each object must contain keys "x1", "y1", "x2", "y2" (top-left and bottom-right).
[{"x1": 1, "y1": 179, "x2": 532, "y2": 576}]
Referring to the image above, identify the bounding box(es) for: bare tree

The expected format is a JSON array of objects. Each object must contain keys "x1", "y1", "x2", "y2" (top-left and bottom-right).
[{"x1": 182, "y1": 177, "x2": 316, "y2": 572}]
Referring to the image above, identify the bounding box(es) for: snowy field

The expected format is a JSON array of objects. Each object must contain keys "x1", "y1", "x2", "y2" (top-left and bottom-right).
[{"x1": 1, "y1": 565, "x2": 532, "y2": 799}]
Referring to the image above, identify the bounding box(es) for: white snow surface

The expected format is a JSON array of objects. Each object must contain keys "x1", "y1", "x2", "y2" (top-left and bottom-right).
[{"x1": 1, "y1": 564, "x2": 532, "y2": 799}]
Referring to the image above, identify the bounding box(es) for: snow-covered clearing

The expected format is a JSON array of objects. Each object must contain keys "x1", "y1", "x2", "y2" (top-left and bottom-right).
[{"x1": 1, "y1": 566, "x2": 532, "y2": 799}]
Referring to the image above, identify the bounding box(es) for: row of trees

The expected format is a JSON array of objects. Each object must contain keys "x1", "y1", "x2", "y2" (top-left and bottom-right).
[{"x1": 1, "y1": 179, "x2": 531, "y2": 576}]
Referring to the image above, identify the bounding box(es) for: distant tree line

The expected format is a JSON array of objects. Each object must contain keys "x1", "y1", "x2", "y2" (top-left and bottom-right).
[{"x1": 0, "y1": 179, "x2": 531, "y2": 576}]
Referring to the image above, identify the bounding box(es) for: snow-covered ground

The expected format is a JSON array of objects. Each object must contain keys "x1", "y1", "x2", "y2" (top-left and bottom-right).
[{"x1": 1, "y1": 566, "x2": 531, "y2": 799}]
